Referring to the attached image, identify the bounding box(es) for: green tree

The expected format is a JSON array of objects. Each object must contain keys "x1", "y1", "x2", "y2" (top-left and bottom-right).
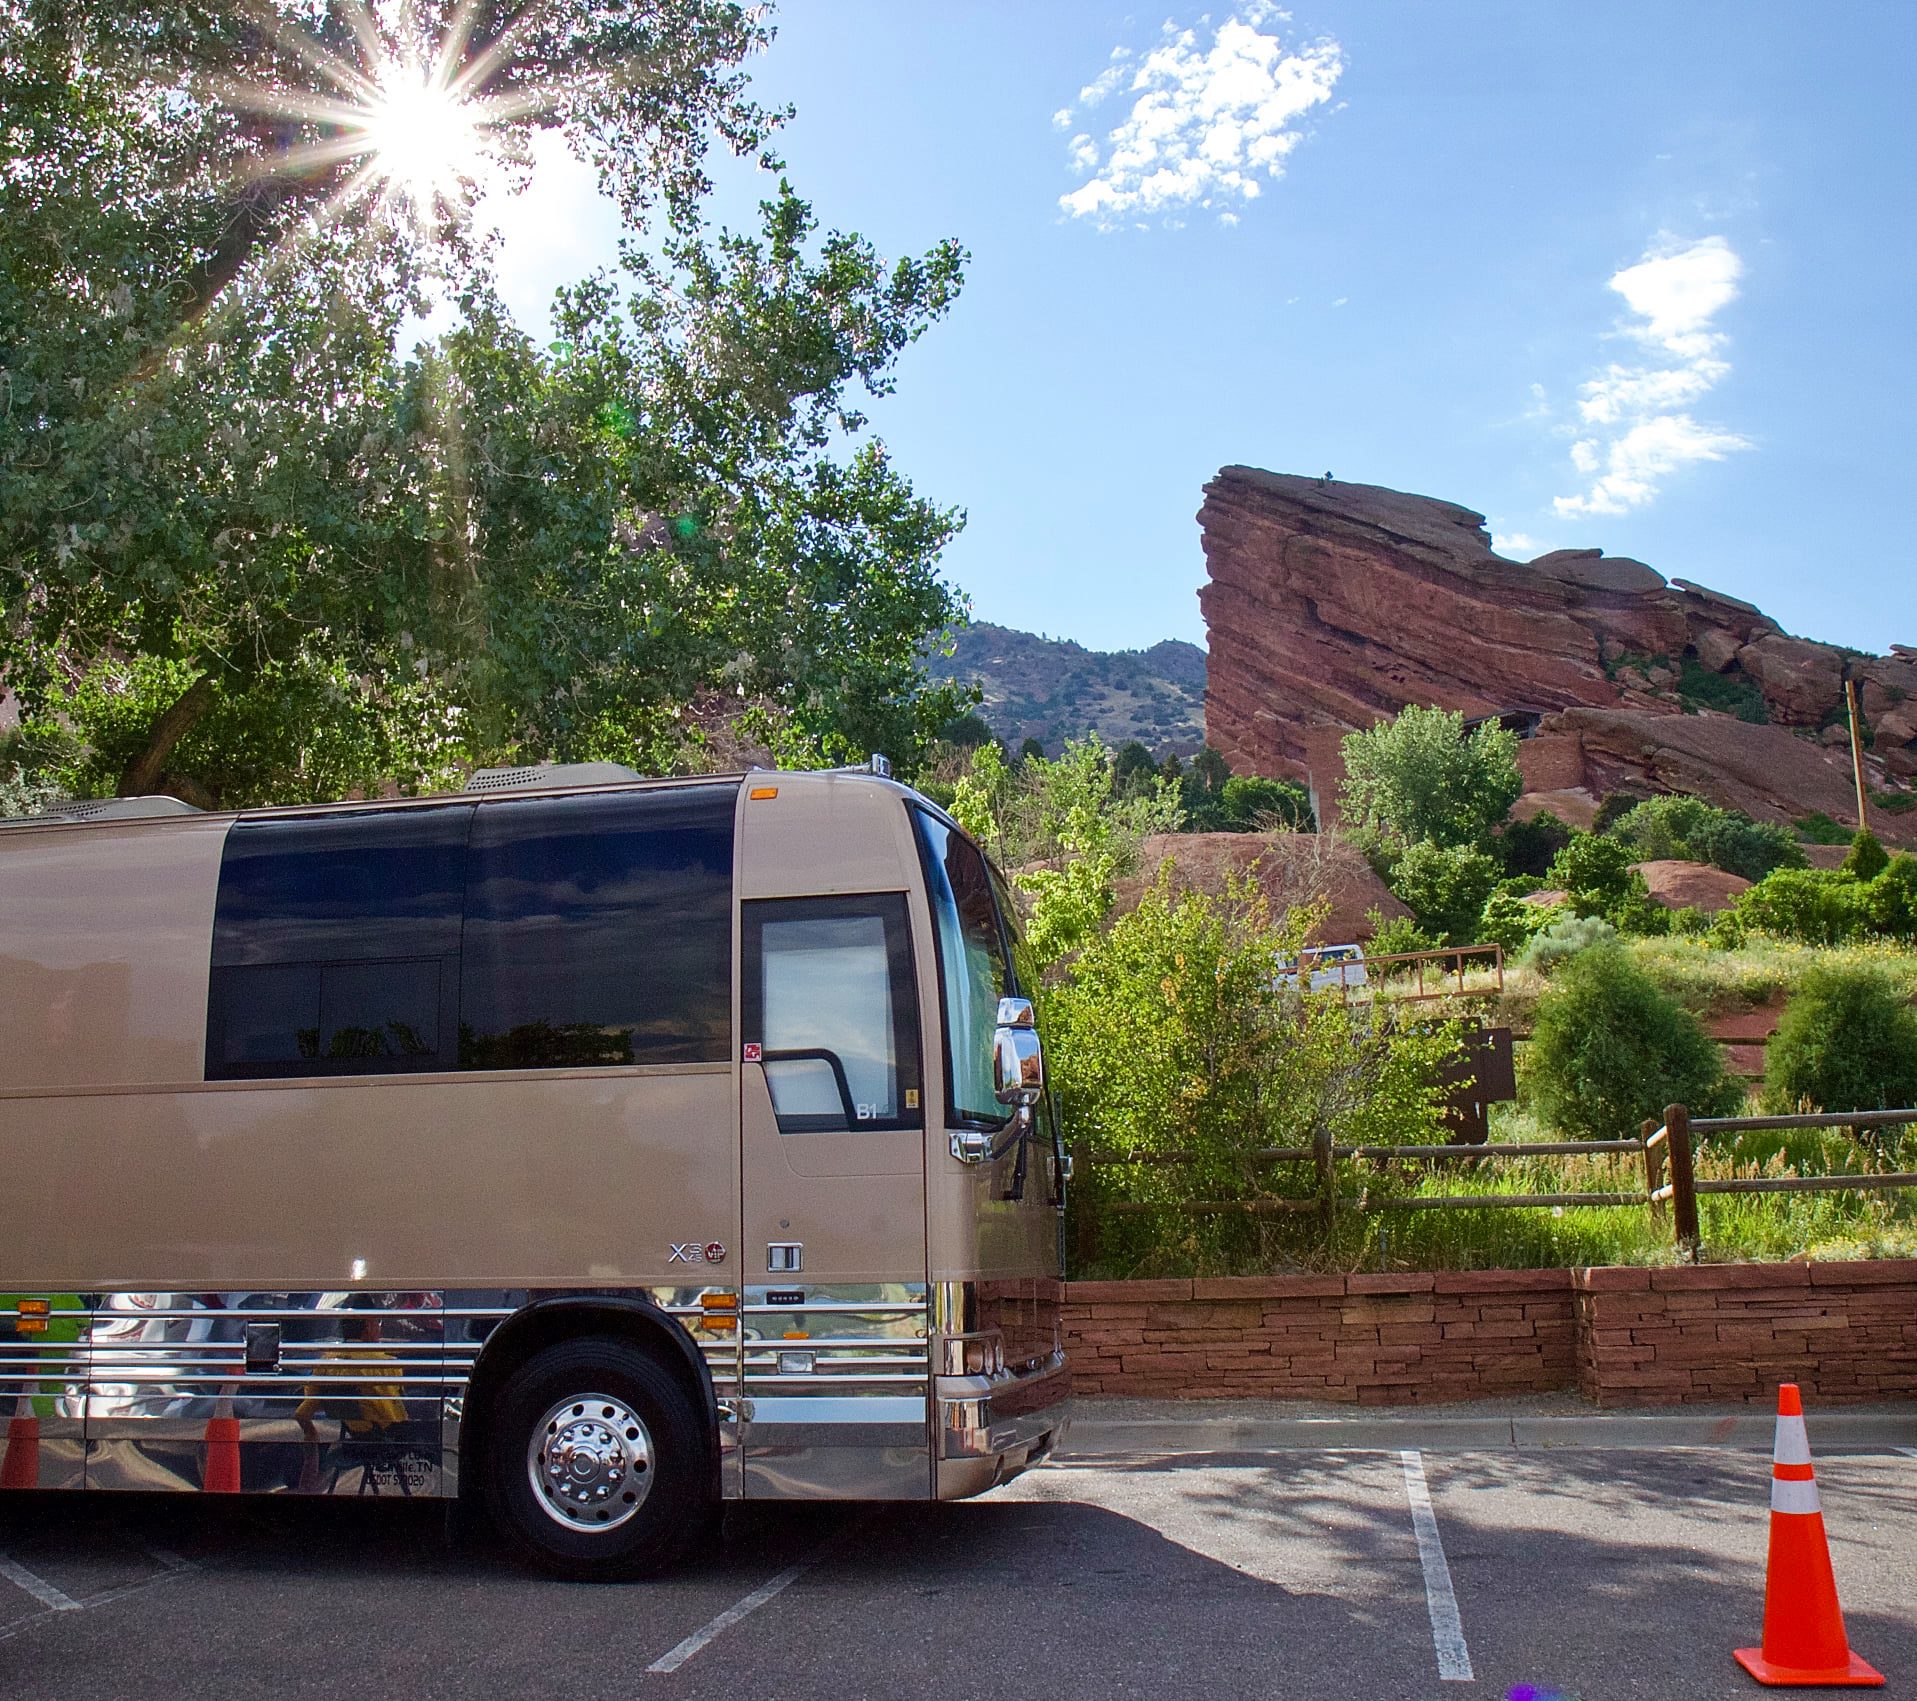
[
  {"x1": 1607, "y1": 794, "x2": 1804, "y2": 882},
  {"x1": 1111, "y1": 739, "x2": 1159, "y2": 799},
  {"x1": 951, "y1": 735, "x2": 1183, "y2": 973},
  {"x1": 1841, "y1": 829, "x2": 1890, "y2": 882},
  {"x1": 1048, "y1": 872, "x2": 1456, "y2": 1271},
  {"x1": 3, "y1": 9, "x2": 970, "y2": 803},
  {"x1": 1477, "y1": 888, "x2": 1565, "y2": 955},
  {"x1": 1339, "y1": 705, "x2": 1521, "y2": 852},
  {"x1": 940, "y1": 713, "x2": 996, "y2": 749},
  {"x1": 1387, "y1": 841, "x2": 1501, "y2": 944},
  {"x1": 1867, "y1": 855, "x2": 1917, "y2": 940},
  {"x1": 1498, "y1": 809, "x2": 1573, "y2": 879},
  {"x1": 1734, "y1": 869, "x2": 1869, "y2": 946},
  {"x1": 1523, "y1": 944, "x2": 1740, "y2": 1140},
  {"x1": 1220, "y1": 774, "x2": 1313, "y2": 832},
  {"x1": 1763, "y1": 965, "x2": 1917, "y2": 1115}
]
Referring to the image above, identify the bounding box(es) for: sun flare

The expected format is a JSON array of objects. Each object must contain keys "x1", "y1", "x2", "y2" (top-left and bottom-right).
[{"x1": 358, "y1": 73, "x2": 484, "y2": 208}]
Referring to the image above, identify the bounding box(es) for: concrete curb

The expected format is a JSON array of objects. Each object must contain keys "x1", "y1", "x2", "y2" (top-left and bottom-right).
[{"x1": 1061, "y1": 1410, "x2": 1917, "y2": 1457}]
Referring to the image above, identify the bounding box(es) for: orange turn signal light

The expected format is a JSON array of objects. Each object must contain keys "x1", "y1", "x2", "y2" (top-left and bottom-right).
[
  {"x1": 748, "y1": 786, "x2": 778, "y2": 800},
  {"x1": 700, "y1": 1292, "x2": 739, "y2": 1312}
]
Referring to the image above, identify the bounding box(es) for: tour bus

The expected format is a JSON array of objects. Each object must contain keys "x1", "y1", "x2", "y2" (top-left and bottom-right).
[{"x1": 0, "y1": 760, "x2": 1068, "y2": 1579}]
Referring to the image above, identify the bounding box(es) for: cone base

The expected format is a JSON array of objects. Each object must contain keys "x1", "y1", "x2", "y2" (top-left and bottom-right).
[{"x1": 1734, "y1": 1646, "x2": 1884, "y2": 1687}]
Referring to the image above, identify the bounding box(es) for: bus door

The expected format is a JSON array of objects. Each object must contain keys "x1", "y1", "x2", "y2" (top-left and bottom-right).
[{"x1": 737, "y1": 893, "x2": 930, "y2": 1498}]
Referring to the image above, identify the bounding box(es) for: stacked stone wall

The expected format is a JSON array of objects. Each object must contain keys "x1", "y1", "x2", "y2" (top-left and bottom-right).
[{"x1": 1062, "y1": 1262, "x2": 1917, "y2": 1406}]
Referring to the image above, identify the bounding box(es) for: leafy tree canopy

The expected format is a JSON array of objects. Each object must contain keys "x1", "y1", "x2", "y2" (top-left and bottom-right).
[
  {"x1": 2, "y1": 3, "x2": 971, "y2": 805},
  {"x1": 1339, "y1": 705, "x2": 1521, "y2": 853}
]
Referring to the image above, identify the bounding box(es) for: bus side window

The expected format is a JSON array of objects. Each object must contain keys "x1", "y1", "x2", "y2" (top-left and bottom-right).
[
  {"x1": 458, "y1": 788, "x2": 734, "y2": 1070},
  {"x1": 205, "y1": 804, "x2": 472, "y2": 1080},
  {"x1": 743, "y1": 895, "x2": 922, "y2": 1134}
]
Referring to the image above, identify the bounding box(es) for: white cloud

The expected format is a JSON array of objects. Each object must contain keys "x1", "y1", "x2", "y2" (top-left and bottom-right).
[
  {"x1": 1553, "y1": 235, "x2": 1749, "y2": 518},
  {"x1": 1492, "y1": 530, "x2": 1547, "y2": 559},
  {"x1": 1057, "y1": 4, "x2": 1343, "y2": 229}
]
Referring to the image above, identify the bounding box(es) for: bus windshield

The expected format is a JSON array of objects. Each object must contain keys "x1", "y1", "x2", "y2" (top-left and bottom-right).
[{"x1": 912, "y1": 809, "x2": 1014, "y2": 1126}]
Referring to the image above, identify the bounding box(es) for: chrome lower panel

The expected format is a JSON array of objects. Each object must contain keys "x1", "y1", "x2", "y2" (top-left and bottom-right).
[
  {"x1": 5, "y1": 1279, "x2": 1064, "y2": 1505},
  {"x1": 738, "y1": 1284, "x2": 930, "y2": 1499},
  {"x1": 932, "y1": 1276, "x2": 1070, "y2": 1502}
]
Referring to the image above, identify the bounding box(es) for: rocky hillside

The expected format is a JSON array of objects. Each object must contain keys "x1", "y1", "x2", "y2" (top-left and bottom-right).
[
  {"x1": 1199, "y1": 467, "x2": 1916, "y2": 841},
  {"x1": 926, "y1": 622, "x2": 1206, "y2": 756}
]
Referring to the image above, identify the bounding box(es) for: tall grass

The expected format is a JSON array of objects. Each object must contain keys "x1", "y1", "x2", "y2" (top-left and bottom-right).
[{"x1": 1069, "y1": 1101, "x2": 1917, "y2": 1278}]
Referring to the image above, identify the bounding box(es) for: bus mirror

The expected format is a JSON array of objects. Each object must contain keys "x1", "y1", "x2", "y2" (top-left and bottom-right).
[
  {"x1": 997, "y1": 996, "x2": 1036, "y2": 1030},
  {"x1": 993, "y1": 1023, "x2": 1043, "y2": 1106}
]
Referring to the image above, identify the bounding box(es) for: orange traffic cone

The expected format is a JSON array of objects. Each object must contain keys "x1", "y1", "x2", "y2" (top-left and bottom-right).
[
  {"x1": 1, "y1": 1392, "x2": 40, "y2": 1490},
  {"x1": 1734, "y1": 1384, "x2": 1883, "y2": 1687},
  {"x1": 203, "y1": 1389, "x2": 242, "y2": 1494}
]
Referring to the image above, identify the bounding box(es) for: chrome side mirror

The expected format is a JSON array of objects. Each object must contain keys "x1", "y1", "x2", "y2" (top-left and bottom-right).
[{"x1": 993, "y1": 1000, "x2": 1043, "y2": 1106}]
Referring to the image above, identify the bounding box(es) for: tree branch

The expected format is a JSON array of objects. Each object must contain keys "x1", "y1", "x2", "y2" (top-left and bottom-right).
[{"x1": 119, "y1": 674, "x2": 217, "y2": 797}]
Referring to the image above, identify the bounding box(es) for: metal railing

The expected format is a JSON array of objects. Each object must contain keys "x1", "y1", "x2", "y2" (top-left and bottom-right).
[{"x1": 1071, "y1": 1102, "x2": 1917, "y2": 1265}]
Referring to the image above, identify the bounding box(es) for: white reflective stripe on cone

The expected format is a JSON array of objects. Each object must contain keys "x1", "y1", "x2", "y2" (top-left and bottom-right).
[
  {"x1": 1772, "y1": 1476, "x2": 1822, "y2": 1515},
  {"x1": 1774, "y1": 1413, "x2": 1812, "y2": 1467}
]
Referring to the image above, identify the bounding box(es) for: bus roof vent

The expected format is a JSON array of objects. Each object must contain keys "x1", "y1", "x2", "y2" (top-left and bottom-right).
[
  {"x1": 0, "y1": 794, "x2": 205, "y2": 828},
  {"x1": 462, "y1": 761, "x2": 644, "y2": 794}
]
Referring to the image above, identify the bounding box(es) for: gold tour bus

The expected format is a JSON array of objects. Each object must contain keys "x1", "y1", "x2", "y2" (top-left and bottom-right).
[{"x1": 0, "y1": 760, "x2": 1068, "y2": 1579}]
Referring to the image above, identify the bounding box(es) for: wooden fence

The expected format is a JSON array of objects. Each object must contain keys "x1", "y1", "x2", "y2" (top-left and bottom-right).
[{"x1": 1072, "y1": 1103, "x2": 1917, "y2": 1264}]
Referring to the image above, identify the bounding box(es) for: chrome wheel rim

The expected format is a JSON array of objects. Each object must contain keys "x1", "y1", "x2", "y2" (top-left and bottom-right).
[{"x1": 527, "y1": 1393, "x2": 653, "y2": 1531}]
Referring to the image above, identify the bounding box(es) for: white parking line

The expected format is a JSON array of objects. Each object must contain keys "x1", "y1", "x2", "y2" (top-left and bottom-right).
[
  {"x1": 646, "y1": 1521, "x2": 866, "y2": 1675},
  {"x1": 0, "y1": 1554, "x2": 81, "y2": 1614},
  {"x1": 1400, "y1": 1450, "x2": 1474, "y2": 1683}
]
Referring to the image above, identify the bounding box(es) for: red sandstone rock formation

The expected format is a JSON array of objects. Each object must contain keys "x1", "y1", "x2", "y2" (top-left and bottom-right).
[
  {"x1": 1115, "y1": 831, "x2": 1409, "y2": 944},
  {"x1": 1630, "y1": 859, "x2": 1750, "y2": 914},
  {"x1": 1199, "y1": 467, "x2": 1916, "y2": 839}
]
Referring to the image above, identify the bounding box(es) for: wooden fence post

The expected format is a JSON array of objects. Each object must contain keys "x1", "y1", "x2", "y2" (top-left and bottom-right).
[
  {"x1": 1641, "y1": 1118, "x2": 1665, "y2": 1227},
  {"x1": 1070, "y1": 1144, "x2": 1098, "y2": 1272},
  {"x1": 1664, "y1": 1102, "x2": 1699, "y2": 1258},
  {"x1": 1313, "y1": 1122, "x2": 1336, "y2": 1240}
]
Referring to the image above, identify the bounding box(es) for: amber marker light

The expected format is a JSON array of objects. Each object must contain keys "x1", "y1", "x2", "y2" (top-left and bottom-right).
[
  {"x1": 749, "y1": 786, "x2": 779, "y2": 800},
  {"x1": 16, "y1": 1298, "x2": 49, "y2": 1334}
]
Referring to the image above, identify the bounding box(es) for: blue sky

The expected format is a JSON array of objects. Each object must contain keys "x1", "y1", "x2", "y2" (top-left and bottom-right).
[{"x1": 486, "y1": 2, "x2": 1915, "y2": 657}]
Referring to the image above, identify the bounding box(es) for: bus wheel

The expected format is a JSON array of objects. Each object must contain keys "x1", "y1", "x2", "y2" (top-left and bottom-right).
[{"x1": 485, "y1": 1338, "x2": 707, "y2": 1581}]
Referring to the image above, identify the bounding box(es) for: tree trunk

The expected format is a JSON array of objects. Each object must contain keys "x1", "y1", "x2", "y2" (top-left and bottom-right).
[{"x1": 119, "y1": 675, "x2": 217, "y2": 797}]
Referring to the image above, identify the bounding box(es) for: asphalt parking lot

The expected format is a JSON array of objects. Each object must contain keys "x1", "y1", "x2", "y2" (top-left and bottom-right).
[{"x1": 2, "y1": 1444, "x2": 1914, "y2": 1701}]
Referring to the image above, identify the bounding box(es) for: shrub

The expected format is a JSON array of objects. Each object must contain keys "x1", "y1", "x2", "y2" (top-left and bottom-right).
[
  {"x1": 1763, "y1": 964, "x2": 1917, "y2": 1114},
  {"x1": 1867, "y1": 855, "x2": 1917, "y2": 940},
  {"x1": 1734, "y1": 868, "x2": 1869, "y2": 946},
  {"x1": 1547, "y1": 832, "x2": 1637, "y2": 914},
  {"x1": 1387, "y1": 840, "x2": 1502, "y2": 943},
  {"x1": 1523, "y1": 944, "x2": 1741, "y2": 1140},
  {"x1": 1478, "y1": 889, "x2": 1565, "y2": 954},
  {"x1": 939, "y1": 711, "x2": 995, "y2": 748},
  {"x1": 1365, "y1": 909, "x2": 1433, "y2": 958},
  {"x1": 1676, "y1": 657, "x2": 1769, "y2": 723},
  {"x1": 1498, "y1": 810, "x2": 1573, "y2": 879},
  {"x1": 1049, "y1": 873, "x2": 1455, "y2": 1271},
  {"x1": 1219, "y1": 774, "x2": 1313, "y2": 832},
  {"x1": 1593, "y1": 791, "x2": 1649, "y2": 835},
  {"x1": 1339, "y1": 704, "x2": 1521, "y2": 851},
  {"x1": 1607, "y1": 794, "x2": 1804, "y2": 881},
  {"x1": 1795, "y1": 811, "x2": 1852, "y2": 846},
  {"x1": 1841, "y1": 829, "x2": 1890, "y2": 882},
  {"x1": 1518, "y1": 913, "x2": 1619, "y2": 973}
]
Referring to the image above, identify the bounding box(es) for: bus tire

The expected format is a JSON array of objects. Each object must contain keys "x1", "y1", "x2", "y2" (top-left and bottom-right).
[{"x1": 485, "y1": 1337, "x2": 708, "y2": 1581}]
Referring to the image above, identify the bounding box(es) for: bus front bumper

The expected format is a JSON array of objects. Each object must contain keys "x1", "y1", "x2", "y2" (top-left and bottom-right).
[{"x1": 934, "y1": 1349, "x2": 1072, "y2": 1499}]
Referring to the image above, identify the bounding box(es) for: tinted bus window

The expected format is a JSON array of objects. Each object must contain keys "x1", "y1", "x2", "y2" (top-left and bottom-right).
[
  {"x1": 911, "y1": 810, "x2": 1013, "y2": 1126},
  {"x1": 206, "y1": 804, "x2": 472, "y2": 1078},
  {"x1": 459, "y1": 786, "x2": 735, "y2": 1070}
]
